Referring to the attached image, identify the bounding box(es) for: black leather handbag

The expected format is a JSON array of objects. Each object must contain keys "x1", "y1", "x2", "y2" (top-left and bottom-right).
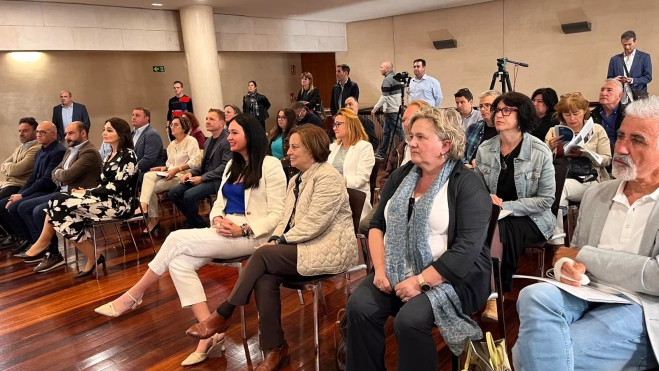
[{"x1": 554, "y1": 157, "x2": 597, "y2": 183}]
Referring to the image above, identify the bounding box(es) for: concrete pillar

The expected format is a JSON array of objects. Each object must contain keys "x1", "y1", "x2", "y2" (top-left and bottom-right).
[{"x1": 179, "y1": 5, "x2": 223, "y2": 134}]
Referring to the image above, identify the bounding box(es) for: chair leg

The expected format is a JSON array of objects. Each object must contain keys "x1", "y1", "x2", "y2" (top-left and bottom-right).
[
  {"x1": 452, "y1": 354, "x2": 460, "y2": 371},
  {"x1": 237, "y1": 263, "x2": 247, "y2": 340},
  {"x1": 492, "y1": 257, "x2": 506, "y2": 341},
  {"x1": 92, "y1": 225, "x2": 99, "y2": 280},
  {"x1": 318, "y1": 282, "x2": 328, "y2": 315},
  {"x1": 126, "y1": 222, "x2": 140, "y2": 256},
  {"x1": 113, "y1": 223, "x2": 126, "y2": 252},
  {"x1": 540, "y1": 249, "x2": 546, "y2": 278},
  {"x1": 311, "y1": 285, "x2": 320, "y2": 371},
  {"x1": 100, "y1": 225, "x2": 108, "y2": 245},
  {"x1": 297, "y1": 290, "x2": 305, "y2": 305},
  {"x1": 74, "y1": 240, "x2": 79, "y2": 270},
  {"x1": 142, "y1": 213, "x2": 156, "y2": 255}
]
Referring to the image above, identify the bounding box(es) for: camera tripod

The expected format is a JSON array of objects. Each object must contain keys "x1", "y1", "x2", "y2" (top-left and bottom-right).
[
  {"x1": 489, "y1": 67, "x2": 512, "y2": 94},
  {"x1": 489, "y1": 58, "x2": 528, "y2": 93}
]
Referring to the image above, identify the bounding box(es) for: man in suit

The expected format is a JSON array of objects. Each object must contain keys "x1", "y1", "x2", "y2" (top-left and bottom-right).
[
  {"x1": 131, "y1": 107, "x2": 165, "y2": 182},
  {"x1": 14, "y1": 121, "x2": 103, "y2": 273},
  {"x1": 607, "y1": 30, "x2": 652, "y2": 104},
  {"x1": 0, "y1": 122, "x2": 65, "y2": 255},
  {"x1": 513, "y1": 96, "x2": 659, "y2": 370},
  {"x1": 169, "y1": 108, "x2": 231, "y2": 229},
  {"x1": 52, "y1": 90, "x2": 91, "y2": 142}
]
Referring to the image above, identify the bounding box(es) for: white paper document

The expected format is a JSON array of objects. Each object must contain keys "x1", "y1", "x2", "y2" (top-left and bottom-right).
[
  {"x1": 513, "y1": 275, "x2": 632, "y2": 304},
  {"x1": 498, "y1": 209, "x2": 513, "y2": 220}
]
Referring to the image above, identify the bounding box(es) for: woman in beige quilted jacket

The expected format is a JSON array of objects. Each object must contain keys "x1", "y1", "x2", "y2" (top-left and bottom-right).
[{"x1": 186, "y1": 125, "x2": 358, "y2": 371}]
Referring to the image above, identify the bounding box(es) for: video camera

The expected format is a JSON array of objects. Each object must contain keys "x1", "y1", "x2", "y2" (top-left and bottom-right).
[{"x1": 393, "y1": 71, "x2": 412, "y2": 86}]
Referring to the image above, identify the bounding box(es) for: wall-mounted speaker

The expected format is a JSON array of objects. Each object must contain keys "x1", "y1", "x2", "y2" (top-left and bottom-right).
[
  {"x1": 561, "y1": 21, "x2": 592, "y2": 34},
  {"x1": 432, "y1": 39, "x2": 457, "y2": 49}
]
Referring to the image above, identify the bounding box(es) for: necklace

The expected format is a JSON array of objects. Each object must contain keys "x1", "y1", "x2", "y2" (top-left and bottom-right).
[{"x1": 501, "y1": 137, "x2": 523, "y2": 170}]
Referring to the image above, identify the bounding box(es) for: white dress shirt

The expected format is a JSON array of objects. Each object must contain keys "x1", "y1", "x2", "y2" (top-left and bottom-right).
[
  {"x1": 594, "y1": 180, "x2": 659, "y2": 305},
  {"x1": 622, "y1": 49, "x2": 637, "y2": 104}
]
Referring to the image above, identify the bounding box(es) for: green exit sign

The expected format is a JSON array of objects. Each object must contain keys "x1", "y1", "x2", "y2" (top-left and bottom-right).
[{"x1": 153, "y1": 66, "x2": 165, "y2": 72}]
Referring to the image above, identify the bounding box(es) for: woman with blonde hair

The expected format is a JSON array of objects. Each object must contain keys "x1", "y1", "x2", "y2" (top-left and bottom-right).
[
  {"x1": 545, "y1": 92, "x2": 611, "y2": 244},
  {"x1": 297, "y1": 72, "x2": 321, "y2": 114},
  {"x1": 346, "y1": 107, "x2": 492, "y2": 370},
  {"x1": 329, "y1": 108, "x2": 375, "y2": 219}
]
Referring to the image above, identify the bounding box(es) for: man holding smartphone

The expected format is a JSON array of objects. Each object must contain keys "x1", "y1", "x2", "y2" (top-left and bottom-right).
[{"x1": 607, "y1": 30, "x2": 652, "y2": 104}]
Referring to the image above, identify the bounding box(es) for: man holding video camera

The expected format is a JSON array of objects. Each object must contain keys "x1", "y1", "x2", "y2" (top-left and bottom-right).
[{"x1": 372, "y1": 61, "x2": 405, "y2": 159}]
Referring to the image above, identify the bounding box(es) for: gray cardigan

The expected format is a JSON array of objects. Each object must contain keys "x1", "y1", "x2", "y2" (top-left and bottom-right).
[{"x1": 573, "y1": 179, "x2": 659, "y2": 357}]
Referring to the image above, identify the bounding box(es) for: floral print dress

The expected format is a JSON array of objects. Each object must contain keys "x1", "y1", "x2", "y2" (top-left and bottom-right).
[{"x1": 46, "y1": 149, "x2": 138, "y2": 242}]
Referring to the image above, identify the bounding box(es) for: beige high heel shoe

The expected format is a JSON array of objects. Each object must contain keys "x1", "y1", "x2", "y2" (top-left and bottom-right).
[
  {"x1": 181, "y1": 334, "x2": 225, "y2": 366},
  {"x1": 94, "y1": 292, "x2": 143, "y2": 317}
]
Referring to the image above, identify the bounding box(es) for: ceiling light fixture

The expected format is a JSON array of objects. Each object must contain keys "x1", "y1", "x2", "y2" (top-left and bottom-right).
[
  {"x1": 151, "y1": 3, "x2": 163, "y2": 6},
  {"x1": 9, "y1": 52, "x2": 42, "y2": 62}
]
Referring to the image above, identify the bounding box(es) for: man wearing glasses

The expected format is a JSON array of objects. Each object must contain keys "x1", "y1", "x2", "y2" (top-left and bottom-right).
[
  {"x1": 464, "y1": 90, "x2": 501, "y2": 166},
  {"x1": 292, "y1": 101, "x2": 323, "y2": 127},
  {"x1": 0, "y1": 122, "x2": 65, "y2": 255}
]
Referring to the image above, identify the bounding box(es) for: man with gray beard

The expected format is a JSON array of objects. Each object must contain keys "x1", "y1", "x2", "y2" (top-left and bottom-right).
[{"x1": 512, "y1": 96, "x2": 659, "y2": 371}]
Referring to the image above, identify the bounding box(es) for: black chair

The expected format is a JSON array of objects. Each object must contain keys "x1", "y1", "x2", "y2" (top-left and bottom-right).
[
  {"x1": 369, "y1": 157, "x2": 383, "y2": 206},
  {"x1": 281, "y1": 188, "x2": 366, "y2": 371}
]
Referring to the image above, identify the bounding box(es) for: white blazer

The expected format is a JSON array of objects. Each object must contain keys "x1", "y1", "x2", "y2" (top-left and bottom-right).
[
  {"x1": 328, "y1": 140, "x2": 375, "y2": 219},
  {"x1": 209, "y1": 156, "x2": 287, "y2": 239}
]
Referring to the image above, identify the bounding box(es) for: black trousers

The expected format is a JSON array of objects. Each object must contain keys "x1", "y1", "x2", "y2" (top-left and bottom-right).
[
  {"x1": 346, "y1": 272, "x2": 438, "y2": 371},
  {"x1": 0, "y1": 186, "x2": 20, "y2": 233},
  {"x1": 227, "y1": 243, "x2": 321, "y2": 351},
  {"x1": 498, "y1": 215, "x2": 545, "y2": 292}
]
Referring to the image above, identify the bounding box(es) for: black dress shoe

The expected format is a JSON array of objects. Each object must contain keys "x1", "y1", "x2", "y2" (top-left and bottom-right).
[
  {"x1": 21, "y1": 249, "x2": 49, "y2": 264},
  {"x1": 10, "y1": 240, "x2": 30, "y2": 254},
  {"x1": 74, "y1": 255, "x2": 105, "y2": 278},
  {"x1": 0, "y1": 235, "x2": 18, "y2": 248},
  {"x1": 140, "y1": 222, "x2": 160, "y2": 237}
]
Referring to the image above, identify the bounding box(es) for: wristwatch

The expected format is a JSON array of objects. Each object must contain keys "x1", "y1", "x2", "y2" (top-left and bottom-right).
[{"x1": 417, "y1": 273, "x2": 431, "y2": 292}]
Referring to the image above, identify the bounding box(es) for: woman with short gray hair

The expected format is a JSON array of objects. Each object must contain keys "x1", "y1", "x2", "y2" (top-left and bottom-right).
[{"x1": 345, "y1": 107, "x2": 492, "y2": 370}]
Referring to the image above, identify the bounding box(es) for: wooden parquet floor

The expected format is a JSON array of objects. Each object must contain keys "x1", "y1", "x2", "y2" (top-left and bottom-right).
[{"x1": 0, "y1": 201, "x2": 549, "y2": 370}]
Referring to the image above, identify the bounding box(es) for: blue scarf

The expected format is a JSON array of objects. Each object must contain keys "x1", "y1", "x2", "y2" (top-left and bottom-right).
[{"x1": 384, "y1": 160, "x2": 482, "y2": 354}]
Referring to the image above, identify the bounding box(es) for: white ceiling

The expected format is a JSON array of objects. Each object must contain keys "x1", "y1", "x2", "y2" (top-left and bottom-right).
[{"x1": 25, "y1": 0, "x2": 493, "y2": 22}]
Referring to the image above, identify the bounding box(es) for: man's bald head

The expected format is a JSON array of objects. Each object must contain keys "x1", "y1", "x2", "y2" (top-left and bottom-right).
[
  {"x1": 36, "y1": 121, "x2": 58, "y2": 145},
  {"x1": 345, "y1": 97, "x2": 359, "y2": 113},
  {"x1": 380, "y1": 61, "x2": 393, "y2": 76}
]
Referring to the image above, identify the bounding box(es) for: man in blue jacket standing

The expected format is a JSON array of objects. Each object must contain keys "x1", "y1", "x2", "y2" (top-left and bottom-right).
[
  {"x1": 0, "y1": 122, "x2": 65, "y2": 254},
  {"x1": 52, "y1": 90, "x2": 91, "y2": 142},
  {"x1": 607, "y1": 30, "x2": 652, "y2": 104}
]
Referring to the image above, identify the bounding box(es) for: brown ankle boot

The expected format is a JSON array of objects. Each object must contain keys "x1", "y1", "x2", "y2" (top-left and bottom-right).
[
  {"x1": 481, "y1": 299, "x2": 498, "y2": 322},
  {"x1": 256, "y1": 342, "x2": 290, "y2": 371}
]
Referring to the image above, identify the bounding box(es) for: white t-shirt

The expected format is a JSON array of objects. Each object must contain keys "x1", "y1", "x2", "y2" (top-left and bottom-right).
[{"x1": 383, "y1": 180, "x2": 450, "y2": 277}]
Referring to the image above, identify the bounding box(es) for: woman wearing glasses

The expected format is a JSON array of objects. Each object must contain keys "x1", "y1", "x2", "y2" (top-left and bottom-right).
[
  {"x1": 474, "y1": 92, "x2": 556, "y2": 322},
  {"x1": 545, "y1": 93, "x2": 611, "y2": 244},
  {"x1": 329, "y1": 108, "x2": 375, "y2": 219}
]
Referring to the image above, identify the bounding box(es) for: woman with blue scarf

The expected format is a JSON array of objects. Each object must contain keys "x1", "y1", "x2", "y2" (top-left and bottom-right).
[{"x1": 345, "y1": 107, "x2": 492, "y2": 370}]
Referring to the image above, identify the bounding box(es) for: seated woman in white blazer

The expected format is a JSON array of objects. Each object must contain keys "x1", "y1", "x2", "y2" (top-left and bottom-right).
[
  {"x1": 93, "y1": 114, "x2": 287, "y2": 366},
  {"x1": 328, "y1": 108, "x2": 376, "y2": 219}
]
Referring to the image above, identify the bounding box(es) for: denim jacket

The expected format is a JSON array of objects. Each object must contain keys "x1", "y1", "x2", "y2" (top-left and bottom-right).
[{"x1": 475, "y1": 132, "x2": 556, "y2": 239}]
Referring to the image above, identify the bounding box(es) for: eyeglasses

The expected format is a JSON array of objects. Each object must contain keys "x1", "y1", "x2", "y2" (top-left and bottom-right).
[
  {"x1": 333, "y1": 122, "x2": 345, "y2": 128},
  {"x1": 478, "y1": 103, "x2": 492, "y2": 110},
  {"x1": 492, "y1": 107, "x2": 518, "y2": 116},
  {"x1": 170, "y1": 123, "x2": 181, "y2": 128},
  {"x1": 560, "y1": 92, "x2": 583, "y2": 99},
  {"x1": 36, "y1": 130, "x2": 50, "y2": 135}
]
